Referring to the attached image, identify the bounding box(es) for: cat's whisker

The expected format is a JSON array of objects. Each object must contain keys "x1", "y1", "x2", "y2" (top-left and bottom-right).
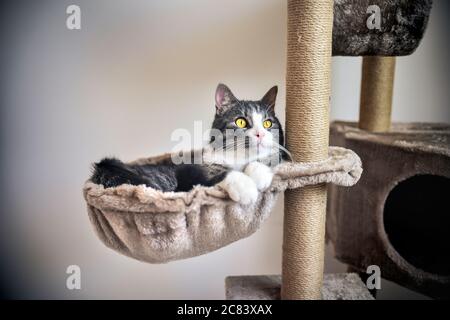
[
  {"x1": 272, "y1": 142, "x2": 293, "y2": 161},
  {"x1": 223, "y1": 138, "x2": 247, "y2": 151},
  {"x1": 218, "y1": 138, "x2": 291, "y2": 161}
]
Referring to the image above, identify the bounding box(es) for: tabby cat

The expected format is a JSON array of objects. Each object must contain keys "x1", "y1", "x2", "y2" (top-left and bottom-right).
[{"x1": 91, "y1": 84, "x2": 288, "y2": 204}]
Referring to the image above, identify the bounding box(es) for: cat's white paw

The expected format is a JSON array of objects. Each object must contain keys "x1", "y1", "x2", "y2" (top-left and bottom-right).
[
  {"x1": 219, "y1": 171, "x2": 258, "y2": 205},
  {"x1": 244, "y1": 161, "x2": 273, "y2": 191}
]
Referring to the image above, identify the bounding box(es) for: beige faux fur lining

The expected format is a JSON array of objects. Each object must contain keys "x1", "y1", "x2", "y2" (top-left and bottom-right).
[{"x1": 83, "y1": 146, "x2": 362, "y2": 263}]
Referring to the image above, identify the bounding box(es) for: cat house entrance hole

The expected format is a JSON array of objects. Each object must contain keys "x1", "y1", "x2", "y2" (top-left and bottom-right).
[{"x1": 384, "y1": 174, "x2": 450, "y2": 276}]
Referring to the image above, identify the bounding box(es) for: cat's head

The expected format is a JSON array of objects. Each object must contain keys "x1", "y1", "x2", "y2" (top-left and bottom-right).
[{"x1": 208, "y1": 84, "x2": 285, "y2": 166}]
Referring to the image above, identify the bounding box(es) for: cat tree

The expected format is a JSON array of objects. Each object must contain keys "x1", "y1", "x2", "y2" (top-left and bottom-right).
[
  {"x1": 226, "y1": 0, "x2": 434, "y2": 300},
  {"x1": 327, "y1": 2, "x2": 449, "y2": 299},
  {"x1": 83, "y1": 0, "x2": 438, "y2": 300}
]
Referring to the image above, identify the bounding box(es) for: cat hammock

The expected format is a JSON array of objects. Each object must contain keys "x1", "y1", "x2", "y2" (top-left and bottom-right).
[{"x1": 83, "y1": 146, "x2": 361, "y2": 264}]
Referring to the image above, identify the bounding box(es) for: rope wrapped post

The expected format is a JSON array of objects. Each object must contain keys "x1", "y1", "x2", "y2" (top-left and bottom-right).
[
  {"x1": 359, "y1": 56, "x2": 396, "y2": 132},
  {"x1": 283, "y1": 0, "x2": 333, "y2": 299}
]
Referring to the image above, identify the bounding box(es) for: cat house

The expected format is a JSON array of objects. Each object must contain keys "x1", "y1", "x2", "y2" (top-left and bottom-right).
[{"x1": 327, "y1": 122, "x2": 450, "y2": 299}]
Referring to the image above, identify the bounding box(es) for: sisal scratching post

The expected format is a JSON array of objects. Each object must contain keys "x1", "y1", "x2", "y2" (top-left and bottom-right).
[
  {"x1": 359, "y1": 56, "x2": 396, "y2": 132},
  {"x1": 283, "y1": 0, "x2": 333, "y2": 299}
]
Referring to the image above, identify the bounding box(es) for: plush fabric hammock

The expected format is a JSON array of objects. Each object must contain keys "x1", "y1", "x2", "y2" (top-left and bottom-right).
[{"x1": 83, "y1": 146, "x2": 362, "y2": 263}]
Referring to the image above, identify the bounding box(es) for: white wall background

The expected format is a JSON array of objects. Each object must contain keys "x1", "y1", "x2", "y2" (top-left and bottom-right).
[{"x1": 0, "y1": 0, "x2": 448, "y2": 299}]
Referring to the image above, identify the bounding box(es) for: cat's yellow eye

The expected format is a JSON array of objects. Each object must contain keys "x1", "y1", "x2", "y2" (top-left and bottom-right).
[
  {"x1": 235, "y1": 118, "x2": 247, "y2": 128},
  {"x1": 263, "y1": 120, "x2": 272, "y2": 128}
]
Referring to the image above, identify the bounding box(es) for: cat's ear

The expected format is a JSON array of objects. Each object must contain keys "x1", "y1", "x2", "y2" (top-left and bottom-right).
[
  {"x1": 261, "y1": 86, "x2": 278, "y2": 110},
  {"x1": 215, "y1": 83, "x2": 237, "y2": 113}
]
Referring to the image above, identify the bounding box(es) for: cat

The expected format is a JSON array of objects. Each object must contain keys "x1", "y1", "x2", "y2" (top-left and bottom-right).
[{"x1": 90, "y1": 84, "x2": 288, "y2": 205}]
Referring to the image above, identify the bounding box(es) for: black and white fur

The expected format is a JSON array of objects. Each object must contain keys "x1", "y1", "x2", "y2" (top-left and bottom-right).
[{"x1": 91, "y1": 84, "x2": 287, "y2": 204}]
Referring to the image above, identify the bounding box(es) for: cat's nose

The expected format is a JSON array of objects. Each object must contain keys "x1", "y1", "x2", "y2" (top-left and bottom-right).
[{"x1": 255, "y1": 131, "x2": 265, "y2": 139}]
